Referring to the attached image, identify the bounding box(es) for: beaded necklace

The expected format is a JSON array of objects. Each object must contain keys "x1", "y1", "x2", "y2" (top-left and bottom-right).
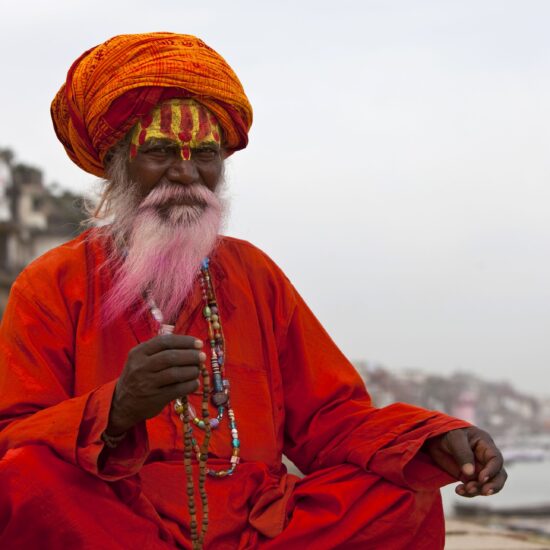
[{"x1": 147, "y1": 258, "x2": 240, "y2": 550}]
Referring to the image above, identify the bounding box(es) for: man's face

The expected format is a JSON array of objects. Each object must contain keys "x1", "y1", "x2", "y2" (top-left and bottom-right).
[
  {"x1": 104, "y1": 99, "x2": 227, "y2": 324},
  {"x1": 126, "y1": 99, "x2": 224, "y2": 200}
]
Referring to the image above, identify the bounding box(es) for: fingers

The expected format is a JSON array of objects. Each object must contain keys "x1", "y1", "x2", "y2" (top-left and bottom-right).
[
  {"x1": 482, "y1": 468, "x2": 508, "y2": 495},
  {"x1": 475, "y1": 437, "x2": 504, "y2": 484},
  {"x1": 166, "y1": 380, "x2": 201, "y2": 400},
  {"x1": 442, "y1": 429, "x2": 476, "y2": 477},
  {"x1": 456, "y1": 468, "x2": 508, "y2": 498},
  {"x1": 118, "y1": 335, "x2": 207, "y2": 425},
  {"x1": 149, "y1": 349, "x2": 206, "y2": 372},
  {"x1": 456, "y1": 479, "x2": 486, "y2": 497},
  {"x1": 139, "y1": 334, "x2": 203, "y2": 355},
  {"x1": 157, "y1": 365, "x2": 200, "y2": 387},
  {"x1": 452, "y1": 428, "x2": 507, "y2": 498}
]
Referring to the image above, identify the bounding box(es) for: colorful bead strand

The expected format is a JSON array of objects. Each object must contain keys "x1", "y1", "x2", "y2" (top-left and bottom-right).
[{"x1": 148, "y1": 257, "x2": 241, "y2": 549}]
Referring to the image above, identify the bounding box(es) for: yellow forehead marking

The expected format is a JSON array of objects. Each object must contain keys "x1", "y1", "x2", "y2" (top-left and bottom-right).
[{"x1": 129, "y1": 99, "x2": 222, "y2": 161}]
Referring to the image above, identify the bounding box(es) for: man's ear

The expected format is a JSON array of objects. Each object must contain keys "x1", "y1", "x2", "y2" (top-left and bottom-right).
[
  {"x1": 104, "y1": 134, "x2": 133, "y2": 169},
  {"x1": 103, "y1": 150, "x2": 115, "y2": 166}
]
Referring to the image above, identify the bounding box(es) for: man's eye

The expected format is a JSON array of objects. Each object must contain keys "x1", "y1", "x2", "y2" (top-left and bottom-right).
[
  {"x1": 194, "y1": 148, "x2": 218, "y2": 159},
  {"x1": 148, "y1": 146, "x2": 170, "y2": 154},
  {"x1": 141, "y1": 143, "x2": 177, "y2": 156}
]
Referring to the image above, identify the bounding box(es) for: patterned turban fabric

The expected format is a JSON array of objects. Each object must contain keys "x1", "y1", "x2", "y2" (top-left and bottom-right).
[{"x1": 51, "y1": 32, "x2": 253, "y2": 177}]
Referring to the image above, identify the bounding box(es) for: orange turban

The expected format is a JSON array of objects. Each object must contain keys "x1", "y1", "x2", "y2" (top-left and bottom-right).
[{"x1": 51, "y1": 32, "x2": 253, "y2": 177}]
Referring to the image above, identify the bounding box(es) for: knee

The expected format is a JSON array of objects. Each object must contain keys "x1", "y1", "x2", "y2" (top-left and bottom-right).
[
  {"x1": 0, "y1": 445, "x2": 67, "y2": 485},
  {"x1": 372, "y1": 487, "x2": 445, "y2": 549},
  {"x1": 0, "y1": 444, "x2": 91, "y2": 510},
  {"x1": 0, "y1": 445, "x2": 111, "y2": 541},
  {"x1": 376, "y1": 481, "x2": 443, "y2": 527},
  {"x1": 0, "y1": 446, "x2": 62, "y2": 533}
]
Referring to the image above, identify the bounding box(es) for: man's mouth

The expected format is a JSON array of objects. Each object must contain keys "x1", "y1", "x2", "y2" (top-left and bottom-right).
[
  {"x1": 155, "y1": 198, "x2": 207, "y2": 218},
  {"x1": 141, "y1": 196, "x2": 207, "y2": 212}
]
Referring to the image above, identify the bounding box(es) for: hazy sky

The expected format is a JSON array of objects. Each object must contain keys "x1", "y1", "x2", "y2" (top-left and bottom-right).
[{"x1": 1, "y1": 0, "x2": 549, "y2": 397}]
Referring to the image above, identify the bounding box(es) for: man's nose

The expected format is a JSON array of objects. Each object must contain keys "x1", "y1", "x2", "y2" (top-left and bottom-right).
[{"x1": 166, "y1": 157, "x2": 199, "y2": 185}]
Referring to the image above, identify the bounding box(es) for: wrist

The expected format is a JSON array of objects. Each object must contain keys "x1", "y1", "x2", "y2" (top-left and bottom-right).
[
  {"x1": 107, "y1": 397, "x2": 135, "y2": 436},
  {"x1": 106, "y1": 409, "x2": 133, "y2": 436},
  {"x1": 108, "y1": 382, "x2": 138, "y2": 435},
  {"x1": 101, "y1": 430, "x2": 127, "y2": 449}
]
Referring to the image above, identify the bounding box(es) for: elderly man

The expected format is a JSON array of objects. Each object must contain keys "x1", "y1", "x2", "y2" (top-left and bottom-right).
[{"x1": 0, "y1": 33, "x2": 505, "y2": 549}]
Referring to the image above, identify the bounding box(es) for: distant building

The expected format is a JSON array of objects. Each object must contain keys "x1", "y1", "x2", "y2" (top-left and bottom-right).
[
  {"x1": 355, "y1": 360, "x2": 547, "y2": 436},
  {"x1": 0, "y1": 149, "x2": 86, "y2": 316},
  {"x1": 540, "y1": 397, "x2": 550, "y2": 431},
  {"x1": 451, "y1": 390, "x2": 477, "y2": 425}
]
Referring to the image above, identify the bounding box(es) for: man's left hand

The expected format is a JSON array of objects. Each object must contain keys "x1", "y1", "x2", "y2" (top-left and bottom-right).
[{"x1": 424, "y1": 427, "x2": 507, "y2": 497}]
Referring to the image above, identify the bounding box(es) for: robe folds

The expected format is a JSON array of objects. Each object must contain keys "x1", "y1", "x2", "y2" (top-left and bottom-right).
[{"x1": 0, "y1": 231, "x2": 469, "y2": 549}]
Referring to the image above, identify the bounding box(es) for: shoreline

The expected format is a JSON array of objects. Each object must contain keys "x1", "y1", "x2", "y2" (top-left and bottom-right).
[{"x1": 445, "y1": 518, "x2": 550, "y2": 549}]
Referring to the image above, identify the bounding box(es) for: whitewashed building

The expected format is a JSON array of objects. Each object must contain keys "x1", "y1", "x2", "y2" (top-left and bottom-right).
[{"x1": 0, "y1": 149, "x2": 85, "y2": 315}]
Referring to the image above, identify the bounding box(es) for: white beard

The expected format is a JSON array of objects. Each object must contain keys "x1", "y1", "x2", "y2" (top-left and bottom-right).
[{"x1": 103, "y1": 181, "x2": 227, "y2": 324}]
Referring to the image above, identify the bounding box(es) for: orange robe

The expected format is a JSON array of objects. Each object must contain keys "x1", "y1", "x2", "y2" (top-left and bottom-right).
[{"x1": 0, "y1": 231, "x2": 468, "y2": 549}]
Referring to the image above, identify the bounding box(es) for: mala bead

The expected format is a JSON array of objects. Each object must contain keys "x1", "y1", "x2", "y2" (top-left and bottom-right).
[
  {"x1": 211, "y1": 391, "x2": 228, "y2": 406},
  {"x1": 160, "y1": 324, "x2": 174, "y2": 335},
  {"x1": 209, "y1": 418, "x2": 219, "y2": 428}
]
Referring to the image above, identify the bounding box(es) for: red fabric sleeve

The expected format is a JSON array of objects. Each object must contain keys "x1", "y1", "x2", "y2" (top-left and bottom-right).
[
  {"x1": 0, "y1": 281, "x2": 147, "y2": 481},
  {"x1": 279, "y1": 286, "x2": 469, "y2": 489}
]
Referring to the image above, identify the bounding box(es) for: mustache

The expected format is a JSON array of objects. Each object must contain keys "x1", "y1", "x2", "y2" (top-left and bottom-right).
[{"x1": 138, "y1": 184, "x2": 214, "y2": 211}]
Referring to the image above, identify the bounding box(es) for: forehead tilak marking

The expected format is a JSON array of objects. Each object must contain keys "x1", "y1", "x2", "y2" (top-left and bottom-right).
[{"x1": 129, "y1": 100, "x2": 221, "y2": 161}]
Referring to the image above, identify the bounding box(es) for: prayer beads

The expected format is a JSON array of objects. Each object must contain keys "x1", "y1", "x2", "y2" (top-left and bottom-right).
[{"x1": 148, "y1": 257, "x2": 241, "y2": 550}]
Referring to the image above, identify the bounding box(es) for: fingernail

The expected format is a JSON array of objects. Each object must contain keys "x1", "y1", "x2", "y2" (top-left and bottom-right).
[
  {"x1": 486, "y1": 489, "x2": 494, "y2": 495},
  {"x1": 462, "y1": 463, "x2": 475, "y2": 476},
  {"x1": 199, "y1": 352, "x2": 207, "y2": 362},
  {"x1": 483, "y1": 476, "x2": 489, "y2": 483},
  {"x1": 194, "y1": 339, "x2": 203, "y2": 348}
]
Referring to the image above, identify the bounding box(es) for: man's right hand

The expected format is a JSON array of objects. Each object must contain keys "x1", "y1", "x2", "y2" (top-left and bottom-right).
[{"x1": 106, "y1": 334, "x2": 205, "y2": 436}]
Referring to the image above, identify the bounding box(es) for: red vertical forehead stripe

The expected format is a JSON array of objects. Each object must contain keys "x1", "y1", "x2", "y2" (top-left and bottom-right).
[
  {"x1": 198, "y1": 107, "x2": 213, "y2": 142},
  {"x1": 178, "y1": 103, "x2": 194, "y2": 143},
  {"x1": 160, "y1": 103, "x2": 173, "y2": 138},
  {"x1": 138, "y1": 112, "x2": 153, "y2": 145},
  {"x1": 181, "y1": 145, "x2": 191, "y2": 161},
  {"x1": 209, "y1": 114, "x2": 220, "y2": 143},
  {"x1": 179, "y1": 103, "x2": 194, "y2": 160}
]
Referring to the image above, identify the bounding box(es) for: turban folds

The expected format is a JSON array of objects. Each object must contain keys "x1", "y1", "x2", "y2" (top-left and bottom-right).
[{"x1": 51, "y1": 33, "x2": 253, "y2": 177}]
